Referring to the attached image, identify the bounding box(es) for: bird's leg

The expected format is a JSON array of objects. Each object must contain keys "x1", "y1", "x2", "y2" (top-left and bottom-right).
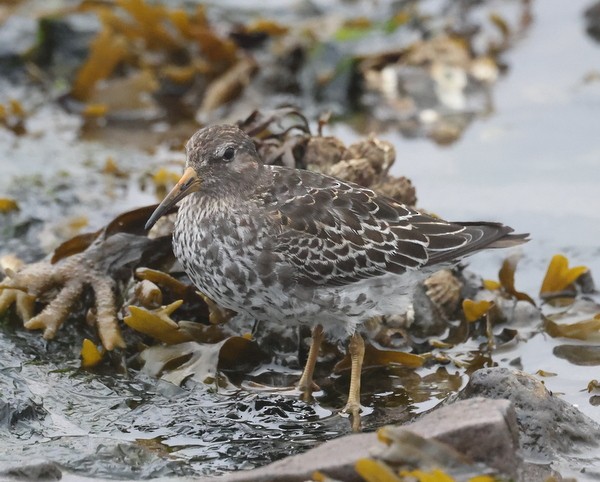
[
  {"x1": 342, "y1": 331, "x2": 365, "y2": 432},
  {"x1": 297, "y1": 324, "x2": 324, "y2": 401},
  {"x1": 198, "y1": 292, "x2": 235, "y2": 325}
]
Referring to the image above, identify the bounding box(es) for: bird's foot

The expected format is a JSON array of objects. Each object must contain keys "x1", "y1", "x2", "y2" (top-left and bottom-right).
[
  {"x1": 297, "y1": 379, "x2": 321, "y2": 402},
  {"x1": 341, "y1": 400, "x2": 363, "y2": 432}
]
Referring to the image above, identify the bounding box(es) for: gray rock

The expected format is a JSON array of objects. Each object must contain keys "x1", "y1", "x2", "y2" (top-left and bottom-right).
[
  {"x1": 408, "y1": 397, "x2": 519, "y2": 477},
  {"x1": 0, "y1": 365, "x2": 48, "y2": 433},
  {"x1": 554, "y1": 344, "x2": 600, "y2": 366},
  {"x1": 200, "y1": 398, "x2": 520, "y2": 481},
  {"x1": 410, "y1": 280, "x2": 448, "y2": 337},
  {"x1": 200, "y1": 431, "x2": 376, "y2": 482},
  {"x1": 0, "y1": 16, "x2": 37, "y2": 75},
  {"x1": 0, "y1": 460, "x2": 62, "y2": 481},
  {"x1": 457, "y1": 367, "x2": 600, "y2": 477},
  {"x1": 37, "y1": 13, "x2": 101, "y2": 79}
]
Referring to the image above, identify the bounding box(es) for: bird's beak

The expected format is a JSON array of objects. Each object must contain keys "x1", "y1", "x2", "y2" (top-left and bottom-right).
[{"x1": 145, "y1": 167, "x2": 201, "y2": 230}]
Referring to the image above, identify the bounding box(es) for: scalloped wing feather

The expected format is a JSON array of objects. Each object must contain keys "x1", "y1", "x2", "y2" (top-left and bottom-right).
[{"x1": 262, "y1": 167, "x2": 526, "y2": 288}]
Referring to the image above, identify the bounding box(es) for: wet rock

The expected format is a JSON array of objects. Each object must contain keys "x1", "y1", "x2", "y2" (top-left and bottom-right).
[
  {"x1": 585, "y1": 1, "x2": 600, "y2": 43},
  {"x1": 0, "y1": 366, "x2": 48, "y2": 434},
  {"x1": 554, "y1": 344, "x2": 600, "y2": 366},
  {"x1": 459, "y1": 268, "x2": 483, "y2": 300},
  {"x1": 577, "y1": 269, "x2": 596, "y2": 294},
  {"x1": 0, "y1": 460, "x2": 62, "y2": 481},
  {"x1": 390, "y1": 397, "x2": 520, "y2": 478},
  {"x1": 0, "y1": 16, "x2": 37, "y2": 76},
  {"x1": 495, "y1": 298, "x2": 542, "y2": 329},
  {"x1": 37, "y1": 13, "x2": 101, "y2": 79},
  {"x1": 457, "y1": 368, "x2": 600, "y2": 471},
  {"x1": 201, "y1": 398, "x2": 519, "y2": 482},
  {"x1": 200, "y1": 430, "x2": 375, "y2": 482},
  {"x1": 309, "y1": 41, "x2": 355, "y2": 112}
]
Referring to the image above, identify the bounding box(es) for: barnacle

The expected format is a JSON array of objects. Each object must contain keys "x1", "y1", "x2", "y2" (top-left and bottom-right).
[{"x1": 424, "y1": 269, "x2": 462, "y2": 316}]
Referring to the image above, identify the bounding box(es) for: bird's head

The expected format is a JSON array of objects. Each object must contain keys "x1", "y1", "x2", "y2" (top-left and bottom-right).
[{"x1": 145, "y1": 125, "x2": 262, "y2": 230}]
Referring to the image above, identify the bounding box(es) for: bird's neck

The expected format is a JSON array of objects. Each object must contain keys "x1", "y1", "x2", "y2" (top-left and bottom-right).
[{"x1": 185, "y1": 166, "x2": 269, "y2": 215}]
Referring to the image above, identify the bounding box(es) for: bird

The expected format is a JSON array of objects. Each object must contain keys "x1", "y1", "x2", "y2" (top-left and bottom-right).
[{"x1": 145, "y1": 124, "x2": 528, "y2": 431}]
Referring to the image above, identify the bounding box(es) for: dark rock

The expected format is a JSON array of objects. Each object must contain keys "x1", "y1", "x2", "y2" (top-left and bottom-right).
[
  {"x1": 311, "y1": 42, "x2": 356, "y2": 112},
  {"x1": 585, "y1": 1, "x2": 600, "y2": 43},
  {"x1": 37, "y1": 13, "x2": 101, "y2": 79},
  {"x1": 0, "y1": 16, "x2": 37, "y2": 76},
  {"x1": 410, "y1": 281, "x2": 449, "y2": 337},
  {"x1": 553, "y1": 344, "x2": 600, "y2": 366},
  {"x1": 457, "y1": 368, "x2": 600, "y2": 474},
  {"x1": 576, "y1": 269, "x2": 596, "y2": 294}
]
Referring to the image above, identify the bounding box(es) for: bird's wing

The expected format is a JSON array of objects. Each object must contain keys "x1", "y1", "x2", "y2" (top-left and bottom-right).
[{"x1": 260, "y1": 167, "x2": 516, "y2": 288}]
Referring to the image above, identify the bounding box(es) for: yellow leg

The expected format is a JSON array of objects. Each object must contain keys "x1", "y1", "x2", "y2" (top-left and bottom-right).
[
  {"x1": 297, "y1": 324, "x2": 324, "y2": 401},
  {"x1": 342, "y1": 332, "x2": 365, "y2": 432}
]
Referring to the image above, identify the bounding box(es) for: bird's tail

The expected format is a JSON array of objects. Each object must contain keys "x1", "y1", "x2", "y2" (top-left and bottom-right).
[{"x1": 426, "y1": 222, "x2": 529, "y2": 266}]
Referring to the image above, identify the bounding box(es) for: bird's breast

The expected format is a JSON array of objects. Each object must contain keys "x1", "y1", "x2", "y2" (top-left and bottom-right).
[{"x1": 172, "y1": 194, "x2": 269, "y2": 310}]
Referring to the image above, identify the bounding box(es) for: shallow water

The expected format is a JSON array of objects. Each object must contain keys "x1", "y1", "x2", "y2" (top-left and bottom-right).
[
  {"x1": 389, "y1": 0, "x2": 600, "y2": 423},
  {"x1": 1, "y1": 0, "x2": 600, "y2": 479}
]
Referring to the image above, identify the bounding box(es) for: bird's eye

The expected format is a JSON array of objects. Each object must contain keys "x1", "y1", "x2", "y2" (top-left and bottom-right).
[{"x1": 223, "y1": 147, "x2": 235, "y2": 161}]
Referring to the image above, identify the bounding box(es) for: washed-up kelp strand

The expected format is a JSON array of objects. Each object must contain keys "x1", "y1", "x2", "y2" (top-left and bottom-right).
[
  {"x1": 482, "y1": 279, "x2": 501, "y2": 290},
  {"x1": 462, "y1": 300, "x2": 494, "y2": 323},
  {"x1": 70, "y1": 28, "x2": 128, "y2": 101},
  {"x1": 50, "y1": 205, "x2": 175, "y2": 264},
  {"x1": 355, "y1": 426, "x2": 500, "y2": 481},
  {"x1": 334, "y1": 342, "x2": 424, "y2": 373},
  {"x1": 51, "y1": 232, "x2": 101, "y2": 264},
  {"x1": 124, "y1": 301, "x2": 198, "y2": 345},
  {"x1": 81, "y1": 338, "x2": 105, "y2": 368},
  {"x1": 139, "y1": 337, "x2": 266, "y2": 385},
  {"x1": 135, "y1": 268, "x2": 190, "y2": 300},
  {"x1": 134, "y1": 268, "x2": 215, "y2": 323},
  {"x1": 70, "y1": 0, "x2": 243, "y2": 117},
  {"x1": 0, "y1": 100, "x2": 27, "y2": 135},
  {"x1": 105, "y1": 204, "x2": 177, "y2": 236},
  {"x1": 0, "y1": 282, "x2": 35, "y2": 321},
  {"x1": 540, "y1": 254, "x2": 588, "y2": 298},
  {"x1": 196, "y1": 57, "x2": 258, "y2": 117},
  {"x1": 238, "y1": 108, "x2": 311, "y2": 139},
  {"x1": 0, "y1": 197, "x2": 19, "y2": 213},
  {"x1": 544, "y1": 314, "x2": 600, "y2": 342},
  {"x1": 1, "y1": 253, "x2": 125, "y2": 349},
  {"x1": 498, "y1": 254, "x2": 535, "y2": 305}
]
